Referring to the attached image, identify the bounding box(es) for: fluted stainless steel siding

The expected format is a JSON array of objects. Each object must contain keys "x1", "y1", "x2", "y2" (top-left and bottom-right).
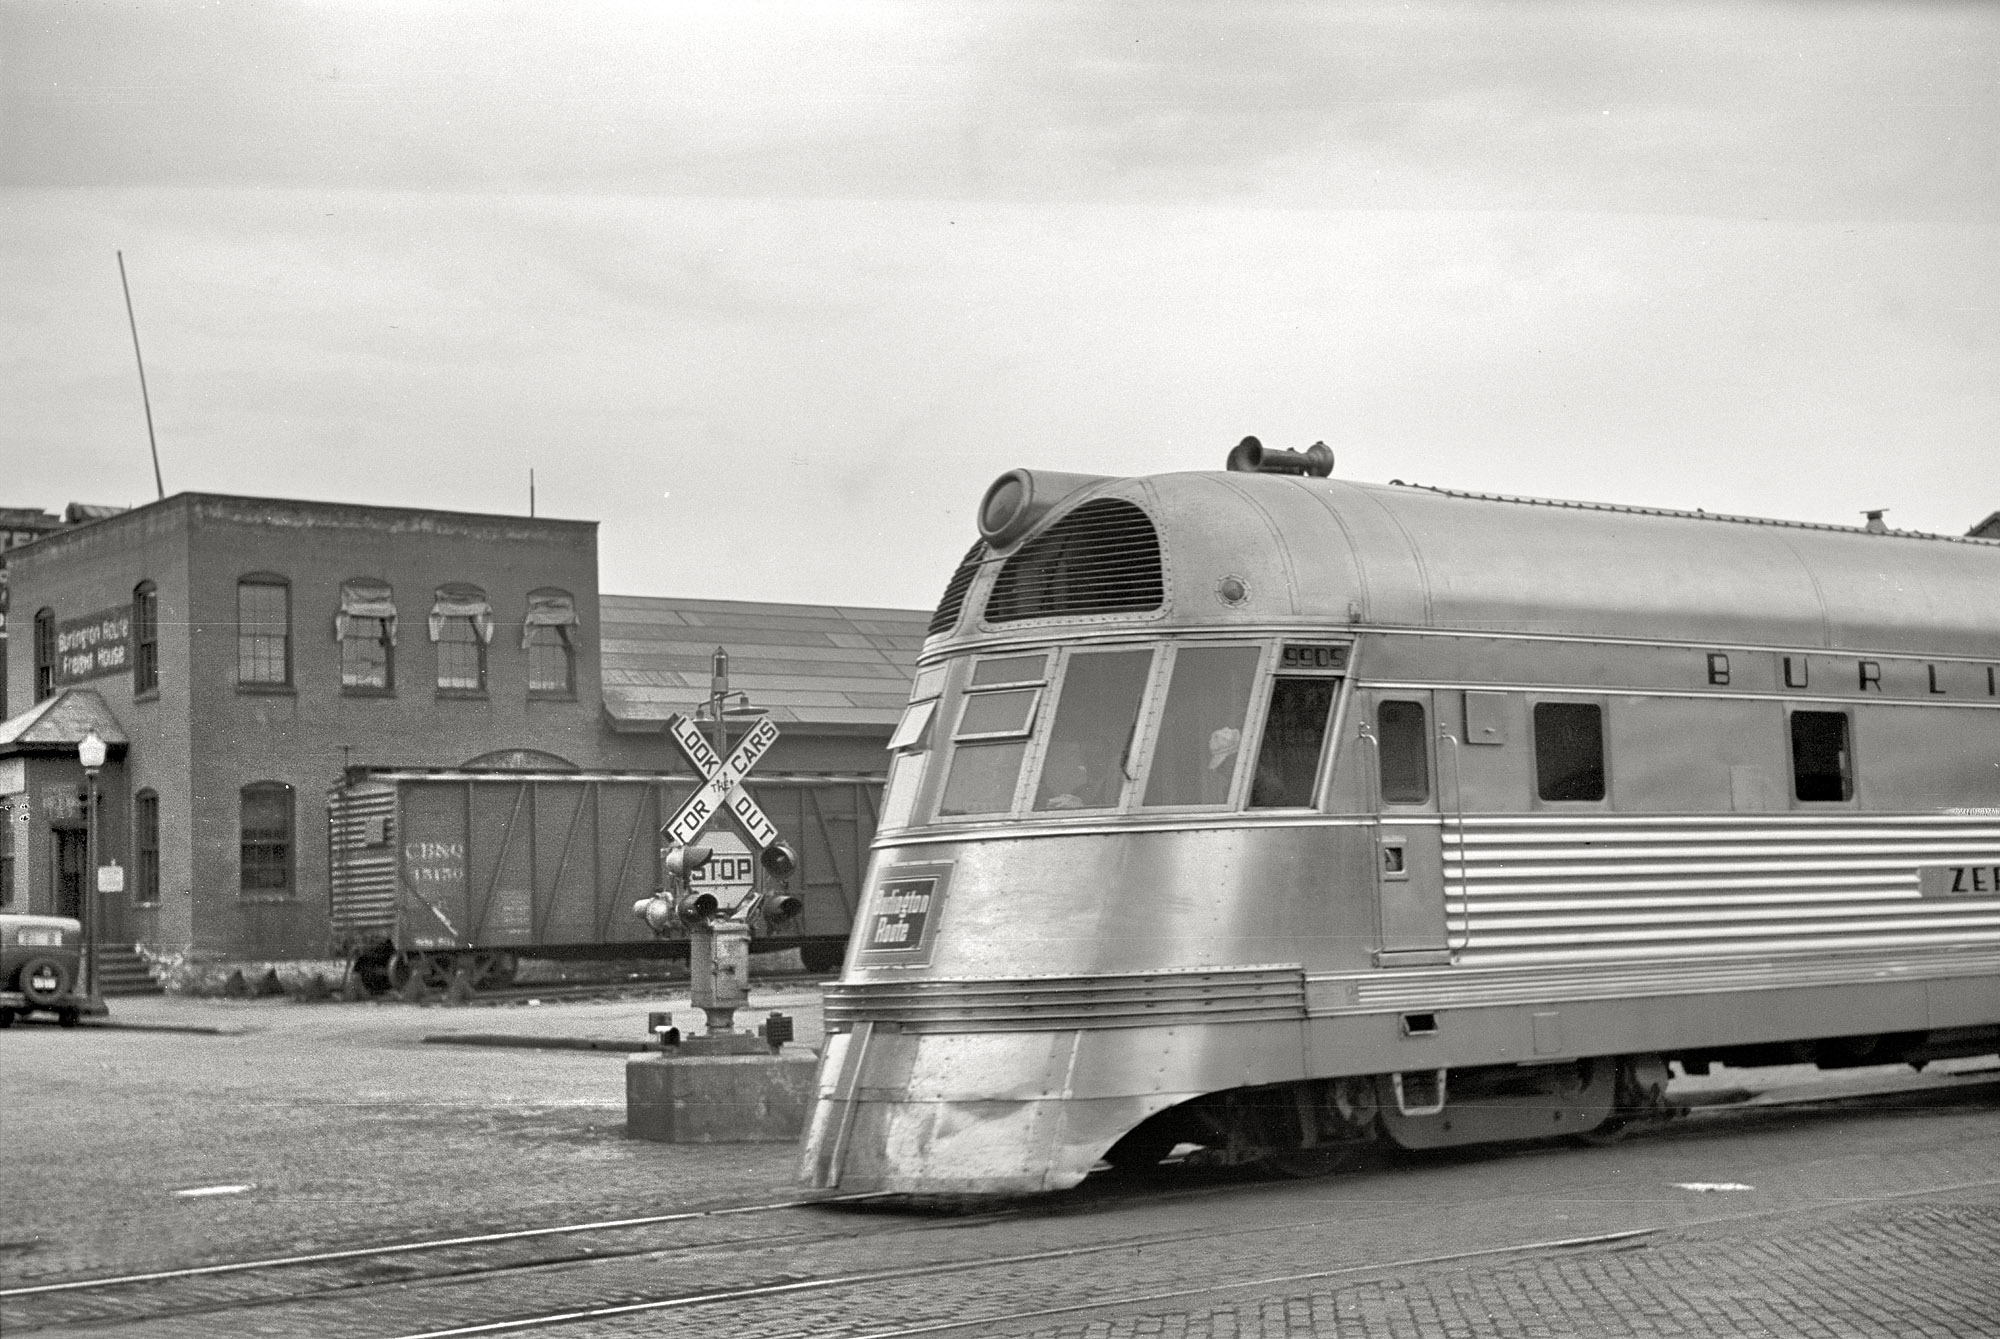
[
  {"x1": 824, "y1": 964, "x2": 1307, "y2": 1033},
  {"x1": 1443, "y1": 813, "x2": 2000, "y2": 966}
]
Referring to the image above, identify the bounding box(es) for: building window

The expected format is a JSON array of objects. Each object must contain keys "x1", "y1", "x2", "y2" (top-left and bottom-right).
[
  {"x1": 1533, "y1": 702, "x2": 1606, "y2": 802},
  {"x1": 34, "y1": 607, "x2": 56, "y2": 702},
  {"x1": 1790, "y1": 711, "x2": 1854, "y2": 802},
  {"x1": 526, "y1": 625, "x2": 573, "y2": 695},
  {"x1": 337, "y1": 578, "x2": 398, "y2": 692},
  {"x1": 240, "y1": 782, "x2": 294, "y2": 895},
  {"x1": 522, "y1": 587, "x2": 579, "y2": 697},
  {"x1": 134, "y1": 789, "x2": 160, "y2": 904},
  {"x1": 430, "y1": 584, "x2": 492, "y2": 694},
  {"x1": 237, "y1": 576, "x2": 291, "y2": 686},
  {"x1": 133, "y1": 581, "x2": 159, "y2": 694}
]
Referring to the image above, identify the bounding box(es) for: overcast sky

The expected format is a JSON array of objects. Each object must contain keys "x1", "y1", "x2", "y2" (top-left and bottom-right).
[{"x1": 3, "y1": 1, "x2": 1995, "y2": 610}]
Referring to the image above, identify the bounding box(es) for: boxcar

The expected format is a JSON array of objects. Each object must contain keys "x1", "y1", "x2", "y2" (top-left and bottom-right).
[
  {"x1": 801, "y1": 444, "x2": 2000, "y2": 1195},
  {"x1": 329, "y1": 766, "x2": 877, "y2": 988}
]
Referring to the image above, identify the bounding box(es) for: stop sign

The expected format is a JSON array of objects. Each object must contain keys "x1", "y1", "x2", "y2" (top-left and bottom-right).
[{"x1": 688, "y1": 830, "x2": 755, "y2": 909}]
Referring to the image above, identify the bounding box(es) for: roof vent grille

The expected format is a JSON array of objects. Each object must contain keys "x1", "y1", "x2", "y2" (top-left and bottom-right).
[
  {"x1": 984, "y1": 498, "x2": 1163, "y2": 624},
  {"x1": 927, "y1": 542, "x2": 987, "y2": 637}
]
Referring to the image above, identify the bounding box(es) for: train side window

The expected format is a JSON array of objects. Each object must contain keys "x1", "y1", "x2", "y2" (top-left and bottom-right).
[
  {"x1": 1034, "y1": 649, "x2": 1154, "y2": 811},
  {"x1": 939, "y1": 655, "x2": 1048, "y2": 816},
  {"x1": 1790, "y1": 710, "x2": 1853, "y2": 802},
  {"x1": 1377, "y1": 700, "x2": 1430, "y2": 804},
  {"x1": 879, "y1": 698, "x2": 938, "y2": 831},
  {"x1": 1249, "y1": 678, "x2": 1340, "y2": 809},
  {"x1": 1141, "y1": 645, "x2": 1260, "y2": 808},
  {"x1": 1533, "y1": 702, "x2": 1605, "y2": 802}
]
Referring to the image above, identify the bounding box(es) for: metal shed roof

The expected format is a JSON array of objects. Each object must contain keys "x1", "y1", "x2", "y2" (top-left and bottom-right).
[{"x1": 598, "y1": 594, "x2": 929, "y2": 733}]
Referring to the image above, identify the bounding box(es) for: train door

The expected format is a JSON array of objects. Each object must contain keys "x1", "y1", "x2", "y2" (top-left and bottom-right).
[{"x1": 1367, "y1": 690, "x2": 1450, "y2": 965}]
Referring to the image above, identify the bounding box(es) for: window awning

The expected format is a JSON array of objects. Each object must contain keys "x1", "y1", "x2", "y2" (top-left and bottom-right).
[
  {"x1": 521, "y1": 588, "x2": 579, "y2": 648},
  {"x1": 335, "y1": 578, "x2": 398, "y2": 645},
  {"x1": 429, "y1": 584, "x2": 493, "y2": 643}
]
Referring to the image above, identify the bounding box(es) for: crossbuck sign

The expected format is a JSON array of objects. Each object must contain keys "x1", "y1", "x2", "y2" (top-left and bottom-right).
[{"x1": 664, "y1": 713, "x2": 781, "y2": 849}]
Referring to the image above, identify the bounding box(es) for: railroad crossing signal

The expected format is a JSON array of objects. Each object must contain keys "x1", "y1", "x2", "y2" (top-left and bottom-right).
[{"x1": 663, "y1": 712, "x2": 780, "y2": 848}]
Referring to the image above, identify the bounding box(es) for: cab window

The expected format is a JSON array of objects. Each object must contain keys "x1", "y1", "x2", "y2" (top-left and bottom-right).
[
  {"x1": 1033, "y1": 649, "x2": 1154, "y2": 811},
  {"x1": 938, "y1": 653, "x2": 1048, "y2": 816},
  {"x1": 1141, "y1": 645, "x2": 1260, "y2": 808},
  {"x1": 1249, "y1": 677, "x2": 1340, "y2": 809}
]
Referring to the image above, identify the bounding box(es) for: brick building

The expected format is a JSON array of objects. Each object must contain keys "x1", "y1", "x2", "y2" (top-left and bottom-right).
[{"x1": 0, "y1": 492, "x2": 926, "y2": 965}]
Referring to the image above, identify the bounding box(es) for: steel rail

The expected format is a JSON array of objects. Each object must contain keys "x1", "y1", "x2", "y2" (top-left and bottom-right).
[{"x1": 0, "y1": 1192, "x2": 888, "y2": 1299}]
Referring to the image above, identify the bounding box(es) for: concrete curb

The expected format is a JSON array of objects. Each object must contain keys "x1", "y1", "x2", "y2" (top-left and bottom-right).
[{"x1": 421, "y1": 1033, "x2": 661, "y2": 1054}]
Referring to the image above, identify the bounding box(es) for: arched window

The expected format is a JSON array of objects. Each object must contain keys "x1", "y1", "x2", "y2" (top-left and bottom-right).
[
  {"x1": 133, "y1": 581, "x2": 159, "y2": 694},
  {"x1": 134, "y1": 789, "x2": 160, "y2": 904},
  {"x1": 430, "y1": 583, "x2": 491, "y2": 694},
  {"x1": 522, "y1": 587, "x2": 578, "y2": 697},
  {"x1": 239, "y1": 782, "x2": 294, "y2": 895},
  {"x1": 237, "y1": 574, "x2": 291, "y2": 687},
  {"x1": 33, "y1": 608, "x2": 56, "y2": 702}
]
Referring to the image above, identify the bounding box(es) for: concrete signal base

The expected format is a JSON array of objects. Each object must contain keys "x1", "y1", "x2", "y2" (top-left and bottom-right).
[{"x1": 626, "y1": 1044, "x2": 818, "y2": 1143}]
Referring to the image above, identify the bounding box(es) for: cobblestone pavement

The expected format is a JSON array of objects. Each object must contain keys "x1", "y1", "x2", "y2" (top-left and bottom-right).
[
  {"x1": 988, "y1": 1197, "x2": 2000, "y2": 1338},
  {"x1": 4, "y1": 992, "x2": 1995, "y2": 1338}
]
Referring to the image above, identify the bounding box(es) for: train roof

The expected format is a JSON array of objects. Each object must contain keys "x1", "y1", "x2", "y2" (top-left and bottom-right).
[{"x1": 946, "y1": 470, "x2": 2000, "y2": 659}]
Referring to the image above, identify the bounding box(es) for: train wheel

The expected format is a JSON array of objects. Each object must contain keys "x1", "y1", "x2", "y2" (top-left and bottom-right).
[
  {"x1": 56, "y1": 1007, "x2": 81, "y2": 1029},
  {"x1": 0, "y1": 1007, "x2": 15, "y2": 1028},
  {"x1": 799, "y1": 942, "x2": 845, "y2": 974},
  {"x1": 1102, "y1": 1126, "x2": 1180, "y2": 1171},
  {"x1": 1263, "y1": 1143, "x2": 1362, "y2": 1179}
]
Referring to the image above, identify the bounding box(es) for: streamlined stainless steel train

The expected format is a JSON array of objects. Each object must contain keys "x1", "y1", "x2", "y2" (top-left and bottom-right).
[{"x1": 800, "y1": 440, "x2": 2000, "y2": 1195}]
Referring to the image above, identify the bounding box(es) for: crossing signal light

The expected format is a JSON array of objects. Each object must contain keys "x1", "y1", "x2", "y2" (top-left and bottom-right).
[
  {"x1": 760, "y1": 892, "x2": 804, "y2": 923},
  {"x1": 662, "y1": 843, "x2": 713, "y2": 882},
  {"x1": 632, "y1": 895, "x2": 675, "y2": 933},
  {"x1": 676, "y1": 890, "x2": 721, "y2": 924},
  {"x1": 760, "y1": 841, "x2": 798, "y2": 881}
]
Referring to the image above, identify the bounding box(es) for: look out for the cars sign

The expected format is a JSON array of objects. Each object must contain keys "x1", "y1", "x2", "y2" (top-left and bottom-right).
[{"x1": 663, "y1": 713, "x2": 781, "y2": 849}]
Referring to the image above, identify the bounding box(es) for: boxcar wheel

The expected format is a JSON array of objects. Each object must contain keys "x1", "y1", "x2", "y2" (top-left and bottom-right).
[
  {"x1": 56, "y1": 1007, "x2": 80, "y2": 1029},
  {"x1": 0, "y1": 1007, "x2": 15, "y2": 1029},
  {"x1": 470, "y1": 953, "x2": 517, "y2": 990}
]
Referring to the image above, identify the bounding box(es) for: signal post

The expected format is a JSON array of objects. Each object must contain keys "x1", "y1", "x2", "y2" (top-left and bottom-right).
[{"x1": 626, "y1": 648, "x2": 818, "y2": 1143}]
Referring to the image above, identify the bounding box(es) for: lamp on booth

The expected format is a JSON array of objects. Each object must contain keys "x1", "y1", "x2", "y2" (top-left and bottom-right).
[{"x1": 78, "y1": 728, "x2": 107, "y2": 997}]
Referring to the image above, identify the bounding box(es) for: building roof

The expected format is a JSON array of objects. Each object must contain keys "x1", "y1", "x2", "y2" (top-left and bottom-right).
[
  {"x1": 1971, "y1": 511, "x2": 2000, "y2": 541},
  {"x1": 598, "y1": 594, "x2": 930, "y2": 733},
  {"x1": 0, "y1": 690, "x2": 129, "y2": 757}
]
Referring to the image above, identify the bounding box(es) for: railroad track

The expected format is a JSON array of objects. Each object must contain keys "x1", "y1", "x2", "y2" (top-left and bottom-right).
[{"x1": 5, "y1": 1072, "x2": 1993, "y2": 1338}]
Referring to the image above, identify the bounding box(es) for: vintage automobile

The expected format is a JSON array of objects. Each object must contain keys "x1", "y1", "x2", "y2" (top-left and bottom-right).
[{"x1": 0, "y1": 912, "x2": 91, "y2": 1028}]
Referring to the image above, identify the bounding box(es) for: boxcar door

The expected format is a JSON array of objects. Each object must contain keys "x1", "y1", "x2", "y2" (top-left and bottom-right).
[{"x1": 1368, "y1": 690, "x2": 1450, "y2": 965}]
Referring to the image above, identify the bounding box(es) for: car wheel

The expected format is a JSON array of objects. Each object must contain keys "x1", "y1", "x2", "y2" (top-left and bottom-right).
[
  {"x1": 56, "y1": 1007, "x2": 80, "y2": 1029},
  {"x1": 0, "y1": 1007, "x2": 15, "y2": 1029}
]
